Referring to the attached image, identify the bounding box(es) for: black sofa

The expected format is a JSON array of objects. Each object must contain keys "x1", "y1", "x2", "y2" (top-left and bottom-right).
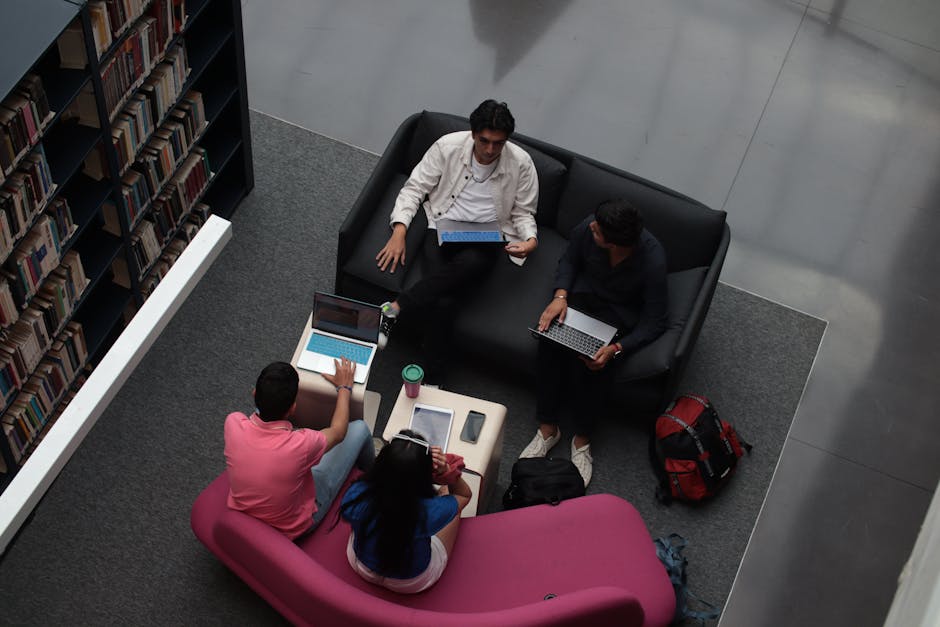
[{"x1": 336, "y1": 112, "x2": 729, "y2": 418}]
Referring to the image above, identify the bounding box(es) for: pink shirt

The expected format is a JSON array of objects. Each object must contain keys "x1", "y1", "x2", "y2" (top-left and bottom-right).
[{"x1": 223, "y1": 412, "x2": 328, "y2": 539}]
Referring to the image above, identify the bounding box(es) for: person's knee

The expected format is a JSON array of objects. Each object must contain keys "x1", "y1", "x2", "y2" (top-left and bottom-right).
[
  {"x1": 347, "y1": 419, "x2": 371, "y2": 442},
  {"x1": 347, "y1": 420, "x2": 375, "y2": 469}
]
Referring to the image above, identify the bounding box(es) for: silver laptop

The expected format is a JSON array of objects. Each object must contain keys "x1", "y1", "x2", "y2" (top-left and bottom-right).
[
  {"x1": 529, "y1": 307, "x2": 618, "y2": 359},
  {"x1": 296, "y1": 292, "x2": 380, "y2": 384},
  {"x1": 436, "y1": 218, "x2": 505, "y2": 245}
]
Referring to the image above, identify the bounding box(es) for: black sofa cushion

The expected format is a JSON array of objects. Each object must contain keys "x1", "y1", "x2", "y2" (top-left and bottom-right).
[
  {"x1": 340, "y1": 173, "x2": 428, "y2": 297},
  {"x1": 514, "y1": 140, "x2": 568, "y2": 228},
  {"x1": 555, "y1": 159, "x2": 726, "y2": 272},
  {"x1": 616, "y1": 267, "x2": 707, "y2": 382},
  {"x1": 407, "y1": 113, "x2": 469, "y2": 169},
  {"x1": 454, "y1": 229, "x2": 570, "y2": 370}
]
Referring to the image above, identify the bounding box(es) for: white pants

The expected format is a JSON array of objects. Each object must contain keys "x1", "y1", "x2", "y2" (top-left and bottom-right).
[{"x1": 346, "y1": 532, "x2": 448, "y2": 594}]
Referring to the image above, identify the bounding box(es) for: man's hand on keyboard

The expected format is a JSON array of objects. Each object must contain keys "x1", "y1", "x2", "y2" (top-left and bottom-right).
[
  {"x1": 538, "y1": 297, "x2": 567, "y2": 331},
  {"x1": 322, "y1": 356, "x2": 355, "y2": 389},
  {"x1": 580, "y1": 345, "x2": 618, "y2": 371}
]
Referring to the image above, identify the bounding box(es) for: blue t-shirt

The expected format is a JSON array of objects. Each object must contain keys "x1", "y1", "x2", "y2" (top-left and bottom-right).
[{"x1": 341, "y1": 481, "x2": 458, "y2": 579}]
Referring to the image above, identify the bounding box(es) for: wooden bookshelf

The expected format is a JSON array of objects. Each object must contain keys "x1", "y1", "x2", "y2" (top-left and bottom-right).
[{"x1": 0, "y1": 0, "x2": 253, "y2": 487}]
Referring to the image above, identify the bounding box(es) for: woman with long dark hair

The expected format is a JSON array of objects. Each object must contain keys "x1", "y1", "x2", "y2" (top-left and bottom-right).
[{"x1": 340, "y1": 429, "x2": 472, "y2": 593}]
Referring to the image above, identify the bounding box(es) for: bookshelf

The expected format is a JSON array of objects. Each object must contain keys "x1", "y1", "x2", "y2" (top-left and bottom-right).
[{"x1": 0, "y1": 0, "x2": 253, "y2": 491}]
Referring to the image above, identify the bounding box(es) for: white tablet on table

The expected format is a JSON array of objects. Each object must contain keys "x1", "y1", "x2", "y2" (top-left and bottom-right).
[{"x1": 408, "y1": 403, "x2": 455, "y2": 452}]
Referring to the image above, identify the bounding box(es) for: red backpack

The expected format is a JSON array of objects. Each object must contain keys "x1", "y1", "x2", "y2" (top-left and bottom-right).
[{"x1": 650, "y1": 394, "x2": 751, "y2": 503}]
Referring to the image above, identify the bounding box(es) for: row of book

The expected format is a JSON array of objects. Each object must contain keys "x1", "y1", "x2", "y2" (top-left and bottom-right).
[
  {"x1": 2, "y1": 208, "x2": 80, "y2": 316},
  {"x1": 1, "y1": 145, "x2": 58, "y2": 264},
  {"x1": 90, "y1": 0, "x2": 154, "y2": 58},
  {"x1": 0, "y1": 253, "x2": 89, "y2": 402},
  {"x1": 133, "y1": 202, "x2": 208, "y2": 297},
  {"x1": 84, "y1": 75, "x2": 199, "y2": 185},
  {"x1": 65, "y1": 19, "x2": 183, "y2": 130},
  {"x1": 101, "y1": 0, "x2": 153, "y2": 41},
  {"x1": 1, "y1": 74, "x2": 53, "y2": 180},
  {"x1": 111, "y1": 79, "x2": 200, "y2": 177},
  {"x1": 134, "y1": 114, "x2": 201, "y2": 205},
  {"x1": 127, "y1": 202, "x2": 208, "y2": 305},
  {"x1": 1, "y1": 250, "x2": 87, "y2": 343},
  {"x1": 101, "y1": 12, "x2": 182, "y2": 121},
  {"x1": 2, "y1": 323, "x2": 89, "y2": 464},
  {"x1": 112, "y1": 147, "x2": 208, "y2": 287},
  {"x1": 151, "y1": 161, "x2": 209, "y2": 232},
  {"x1": 57, "y1": 0, "x2": 177, "y2": 67},
  {"x1": 116, "y1": 104, "x2": 206, "y2": 230},
  {"x1": 112, "y1": 84, "x2": 202, "y2": 185},
  {"x1": 132, "y1": 90, "x2": 203, "y2": 195}
]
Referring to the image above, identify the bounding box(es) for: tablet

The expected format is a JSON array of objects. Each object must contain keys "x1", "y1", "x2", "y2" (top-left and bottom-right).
[{"x1": 408, "y1": 403, "x2": 455, "y2": 452}]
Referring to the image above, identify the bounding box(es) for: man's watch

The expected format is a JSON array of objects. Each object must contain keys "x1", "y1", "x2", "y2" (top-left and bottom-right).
[{"x1": 612, "y1": 342, "x2": 623, "y2": 357}]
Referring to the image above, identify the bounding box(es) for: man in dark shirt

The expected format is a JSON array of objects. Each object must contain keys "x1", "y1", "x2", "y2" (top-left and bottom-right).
[{"x1": 519, "y1": 199, "x2": 668, "y2": 486}]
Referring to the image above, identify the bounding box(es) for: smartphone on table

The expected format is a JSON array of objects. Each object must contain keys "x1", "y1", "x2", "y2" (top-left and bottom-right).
[{"x1": 460, "y1": 410, "x2": 486, "y2": 444}]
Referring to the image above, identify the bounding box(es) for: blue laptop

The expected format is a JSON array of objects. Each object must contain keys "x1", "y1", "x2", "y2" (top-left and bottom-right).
[
  {"x1": 435, "y1": 218, "x2": 505, "y2": 244},
  {"x1": 296, "y1": 292, "x2": 380, "y2": 384}
]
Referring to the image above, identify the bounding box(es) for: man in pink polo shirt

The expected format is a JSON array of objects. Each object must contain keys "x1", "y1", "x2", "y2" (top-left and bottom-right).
[{"x1": 224, "y1": 358, "x2": 374, "y2": 539}]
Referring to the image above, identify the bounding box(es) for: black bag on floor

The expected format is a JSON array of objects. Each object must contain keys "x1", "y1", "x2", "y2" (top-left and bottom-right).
[
  {"x1": 650, "y1": 394, "x2": 751, "y2": 504},
  {"x1": 502, "y1": 457, "x2": 585, "y2": 509}
]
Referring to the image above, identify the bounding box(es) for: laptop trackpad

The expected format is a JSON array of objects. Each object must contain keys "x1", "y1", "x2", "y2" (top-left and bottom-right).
[{"x1": 308, "y1": 354, "x2": 366, "y2": 384}]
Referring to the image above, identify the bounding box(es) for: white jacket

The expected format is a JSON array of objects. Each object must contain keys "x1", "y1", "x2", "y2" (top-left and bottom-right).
[{"x1": 389, "y1": 131, "x2": 539, "y2": 243}]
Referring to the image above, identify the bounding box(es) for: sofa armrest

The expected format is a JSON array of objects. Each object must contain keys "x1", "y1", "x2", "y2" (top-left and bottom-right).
[
  {"x1": 359, "y1": 587, "x2": 645, "y2": 627},
  {"x1": 605, "y1": 247, "x2": 726, "y2": 416},
  {"x1": 210, "y1": 511, "x2": 646, "y2": 627},
  {"x1": 336, "y1": 112, "x2": 423, "y2": 286},
  {"x1": 667, "y1": 223, "x2": 730, "y2": 390}
]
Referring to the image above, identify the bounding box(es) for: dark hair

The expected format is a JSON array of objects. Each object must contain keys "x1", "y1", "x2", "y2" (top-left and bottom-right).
[
  {"x1": 340, "y1": 429, "x2": 436, "y2": 573},
  {"x1": 594, "y1": 199, "x2": 643, "y2": 247},
  {"x1": 469, "y1": 99, "x2": 515, "y2": 136},
  {"x1": 254, "y1": 362, "x2": 298, "y2": 421}
]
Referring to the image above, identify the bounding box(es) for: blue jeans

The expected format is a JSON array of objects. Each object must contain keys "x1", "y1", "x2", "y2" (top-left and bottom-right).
[{"x1": 310, "y1": 420, "x2": 374, "y2": 529}]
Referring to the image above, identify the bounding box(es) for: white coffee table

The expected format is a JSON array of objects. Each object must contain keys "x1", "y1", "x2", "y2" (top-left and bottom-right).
[{"x1": 383, "y1": 385, "x2": 506, "y2": 517}]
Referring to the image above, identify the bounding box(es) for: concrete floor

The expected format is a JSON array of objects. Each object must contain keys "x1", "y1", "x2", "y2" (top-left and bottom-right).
[{"x1": 240, "y1": 1, "x2": 940, "y2": 624}]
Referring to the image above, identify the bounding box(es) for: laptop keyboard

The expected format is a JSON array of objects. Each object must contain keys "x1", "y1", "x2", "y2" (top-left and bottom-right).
[
  {"x1": 541, "y1": 320, "x2": 605, "y2": 356},
  {"x1": 439, "y1": 230, "x2": 504, "y2": 243},
  {"x1": 306, "y1": 334, "x2": 372, "y2": 364}
]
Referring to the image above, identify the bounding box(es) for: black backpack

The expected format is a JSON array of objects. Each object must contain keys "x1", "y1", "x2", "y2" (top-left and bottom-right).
[
  {"x1": 650, "y1": 394, "x2": 751, "y2": 504},
  {"x1": 502, "y1": 457, "x2": 585, "y2": 509}
]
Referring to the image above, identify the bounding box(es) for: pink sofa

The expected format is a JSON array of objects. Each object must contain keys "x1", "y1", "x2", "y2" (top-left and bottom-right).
[{"x1": 191, "y1": 472, "x2": 675, "y2": 627}]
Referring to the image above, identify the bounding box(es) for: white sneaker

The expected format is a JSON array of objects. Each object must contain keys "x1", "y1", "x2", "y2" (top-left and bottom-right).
[
  {"x1": 519, "y1": 428, "x2": 561, "y2": 459},
  {"x1": 570, "y1": 439, "x2": 593, "y2": 487}
]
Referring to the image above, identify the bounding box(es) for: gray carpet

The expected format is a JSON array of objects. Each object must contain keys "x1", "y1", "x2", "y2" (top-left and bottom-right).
[{"x1": 0, "y1": 111, "x2": 826, "y2": 625}]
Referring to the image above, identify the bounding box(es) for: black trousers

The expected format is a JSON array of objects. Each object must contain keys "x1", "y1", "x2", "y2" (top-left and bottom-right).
[
  {"x1": 535, "y1": 292, "x2": 622, "y2": 437},
  {"x1": 397, "y1": 236, "x2": 502, "y2": 380},
  {"x1": 535, "y1": 340, "x2": 614, "y2": 437}
]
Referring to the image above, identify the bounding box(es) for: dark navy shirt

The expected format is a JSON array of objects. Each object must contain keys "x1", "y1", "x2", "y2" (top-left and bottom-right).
[{"x1": 554, "y1": 217, "x2": 668, "y2": 354}]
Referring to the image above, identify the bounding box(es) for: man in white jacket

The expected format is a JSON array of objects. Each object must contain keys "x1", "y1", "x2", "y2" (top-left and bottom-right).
[{"x1": 375, "y1": 100, "x2": 539, "y2": 385}]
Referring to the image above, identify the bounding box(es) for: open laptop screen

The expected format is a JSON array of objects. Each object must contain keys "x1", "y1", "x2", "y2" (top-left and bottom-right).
[{"x1": 312, "y1": 293, "x2": 380, "y2": 343}]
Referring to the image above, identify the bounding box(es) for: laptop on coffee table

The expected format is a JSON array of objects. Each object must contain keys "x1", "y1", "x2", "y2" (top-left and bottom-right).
[{"x1": 296, "y1": 292, "x2": 380, "y2": 384}]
